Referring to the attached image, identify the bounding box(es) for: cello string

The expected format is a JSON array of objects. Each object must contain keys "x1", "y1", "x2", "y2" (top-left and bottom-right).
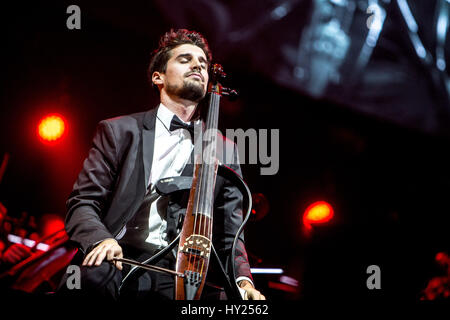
[
  {"x1": 198, "y1": 92, "x2": 217, "y2": 239},
  {"x1": 190, "y1": 161, "x2": 204, "y2": 273},
  {"x1": 200, "y1": 93, "x2": 219, "y2": 278},
  {"x1": 202, "y1": 93, "x2": 218, "y2": 242},
  {"x1": 190, "y1": 92, "x2": 214, "y2": 273},
  {"x1": 189, "y1": 144, "x2": 203, "y2": 273},
  {"x1": 196, "y1": 92, "x2": 218, "y2": 276}
]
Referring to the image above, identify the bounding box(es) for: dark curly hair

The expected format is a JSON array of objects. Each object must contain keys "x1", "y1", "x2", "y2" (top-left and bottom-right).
[{"x1": 148, "y1": 29, "x2": 212, "y2": 90}]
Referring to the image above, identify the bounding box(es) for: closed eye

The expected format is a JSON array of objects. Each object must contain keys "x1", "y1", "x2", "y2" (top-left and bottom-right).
[{"x1": 177, "y1": 53, "x2": 208, "y2": 69}]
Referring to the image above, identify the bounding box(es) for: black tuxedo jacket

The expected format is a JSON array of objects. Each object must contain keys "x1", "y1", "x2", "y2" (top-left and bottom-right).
[{"x1": 65, "y1": 108, "x2": 252, "y2": 281}]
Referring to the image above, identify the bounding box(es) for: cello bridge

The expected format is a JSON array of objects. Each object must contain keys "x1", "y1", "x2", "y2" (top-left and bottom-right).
[{"x1": 179, "y1": 234, "x2": 211, "y2": 258}]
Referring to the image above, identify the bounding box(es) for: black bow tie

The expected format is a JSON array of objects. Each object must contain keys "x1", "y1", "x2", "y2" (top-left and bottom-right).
[{"x1": 169, "y1": 115, "x2": 195, "y2": 137}]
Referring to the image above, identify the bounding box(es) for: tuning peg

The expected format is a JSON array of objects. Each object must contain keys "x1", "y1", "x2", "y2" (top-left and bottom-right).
[
  {"x1": 211, "y1": 64, "x2": 226, "y2": 80},
  {"x1": 222, "y1": 88, "x2": 239, "y2": 100}
]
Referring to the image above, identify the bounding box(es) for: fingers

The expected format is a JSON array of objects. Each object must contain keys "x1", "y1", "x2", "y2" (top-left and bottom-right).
[
  {"x1": 82, "y1": 239, "x2": 123, "y2": 270},
  {"x1": 256, "y1": 292, "x2": 266, "y2": 300},
  {"x1": 108, "y1": 246, "x2": 123, "y2": 271},
  {"x1": 94, "y1": 247, "x2": 108, "y2": 266},
  {"x1": 82, "y1": 247, "x2": 99, "y2": 266},
  {"x1": 115, "y1": 250, "x2": 123, "y2": 271},
  {"x1": 244, "y1": 288, "x2": 266, "y2": 300}
]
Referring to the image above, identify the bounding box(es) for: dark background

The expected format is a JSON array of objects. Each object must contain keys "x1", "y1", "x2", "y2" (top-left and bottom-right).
[{"x1": 0, "y1": 0, "x2": 449, "y2": 301}]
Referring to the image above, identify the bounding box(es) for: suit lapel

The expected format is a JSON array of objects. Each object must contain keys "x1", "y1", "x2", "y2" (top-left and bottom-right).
[{"x1": 142, "y1": 108, "x2": 157, "y2": 191}]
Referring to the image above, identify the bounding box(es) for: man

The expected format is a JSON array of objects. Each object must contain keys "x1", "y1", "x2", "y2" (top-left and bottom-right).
[{"x1": 62, "y1": 29, "x2": 264, "y2": 300}]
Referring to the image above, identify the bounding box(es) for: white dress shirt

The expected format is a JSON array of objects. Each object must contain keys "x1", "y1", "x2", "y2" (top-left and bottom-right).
[{"x1": 145, "y1": 103, "x2": 195, "y2": 247}]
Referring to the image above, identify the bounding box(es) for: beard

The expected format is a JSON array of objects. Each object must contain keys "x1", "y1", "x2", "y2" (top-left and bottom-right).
[{"x1": 166, "y1": 79, "x2": 206, "y2": 102}]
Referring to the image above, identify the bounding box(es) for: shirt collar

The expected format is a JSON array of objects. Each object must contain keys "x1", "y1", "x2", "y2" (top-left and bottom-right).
[
  {"x1": 157, "y1": 103, "x2": 200, "y2": 130},
  {"x1": 156, "y1": 103, "x2": 177, "y2": 131}
]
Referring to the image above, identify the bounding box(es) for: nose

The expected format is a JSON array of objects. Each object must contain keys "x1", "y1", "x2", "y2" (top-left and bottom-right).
[
  {"x1": 190, "y1": 57, "x2": 203, "y2": 71},
  {"x1": 191, "y1": 62, "x2": 201, "y2": 72}
]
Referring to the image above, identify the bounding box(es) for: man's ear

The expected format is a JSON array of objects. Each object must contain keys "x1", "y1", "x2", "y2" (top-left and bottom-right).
[{"x1": 152, "y1": 71, "x2": 164, "y2": 86}]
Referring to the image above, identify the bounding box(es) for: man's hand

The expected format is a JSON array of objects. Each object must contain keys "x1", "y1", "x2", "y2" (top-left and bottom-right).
[
  {"x1": 239, "y1": 280, "x2": 266, "y2": 300},
  {"x1": 82, "y1": 238, "x2": 123, "y2": 270}
]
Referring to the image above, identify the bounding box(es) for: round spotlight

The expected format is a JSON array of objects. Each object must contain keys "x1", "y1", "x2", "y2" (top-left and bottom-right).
[
  {"x1": 303, "y1": 200, "x2": 334, "y2": 229},
  {"x1": 38, "y1": 114, "x2": 66, "y2": 142}
]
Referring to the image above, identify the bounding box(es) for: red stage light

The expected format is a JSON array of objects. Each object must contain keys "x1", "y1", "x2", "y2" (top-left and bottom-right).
[
  {"x1": 303, "y1": 201, "x2": 334, "y2": 229},
  {"x1": 37, "y1": 114, "x2": 66, "y2": 142}
]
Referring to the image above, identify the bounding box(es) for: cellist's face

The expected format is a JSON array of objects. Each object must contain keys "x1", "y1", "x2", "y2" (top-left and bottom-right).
[{"x1": 153, "y1": 44, "x2": 209, "y2": 102}]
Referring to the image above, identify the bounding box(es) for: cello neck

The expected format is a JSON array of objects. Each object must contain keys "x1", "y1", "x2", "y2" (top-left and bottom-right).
[{"x1": 195, "y1": 86, "x2": 221, "y2": 217}]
